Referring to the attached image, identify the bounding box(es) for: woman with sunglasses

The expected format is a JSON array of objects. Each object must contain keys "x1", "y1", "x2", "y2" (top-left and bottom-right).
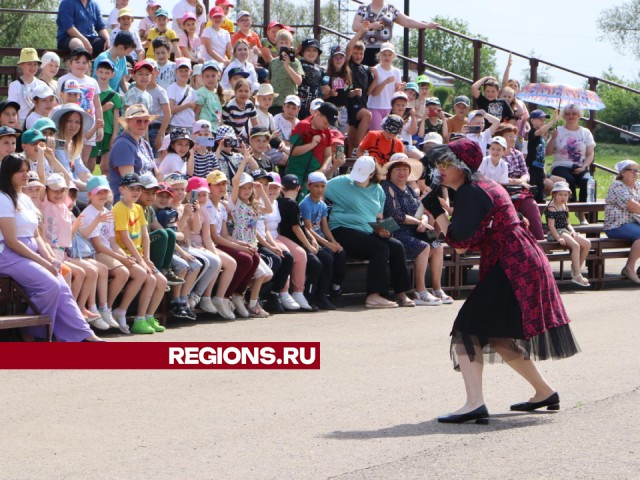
[
  {"x1": 108, "y1": 104, "x2": 160, "y2": 200},
  {"x1": 603, "y1": 160, "x2": 640, "y2": 283},
  {"x1": 429, "y1": 138, "x2": 579, "y2": 425}
]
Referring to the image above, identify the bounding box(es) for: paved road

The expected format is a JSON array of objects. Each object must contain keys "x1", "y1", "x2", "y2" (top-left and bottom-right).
[{"x1": 1, "y1": 282, "x2": 639, "y2": 479}]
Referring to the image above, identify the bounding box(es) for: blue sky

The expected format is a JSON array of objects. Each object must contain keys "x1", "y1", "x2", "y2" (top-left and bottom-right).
[{"x1": 95, "y1": 0, "x2": 637, "y2": 86}]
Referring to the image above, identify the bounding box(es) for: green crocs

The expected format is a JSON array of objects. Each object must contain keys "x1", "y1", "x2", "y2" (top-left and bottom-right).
[
  {"x1": 130, "y1": 319, "x2": 155, "y2": 334},
  {"x1": 146, "y1": 317, "x2": 165, "y2": 333}
]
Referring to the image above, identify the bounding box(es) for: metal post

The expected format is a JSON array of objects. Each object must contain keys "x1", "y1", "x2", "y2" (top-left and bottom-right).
[
  {"x1": 588, "y1": 77, "x2": 599, "y2": 176},
  {"x1": 264, "y1": 0, "x2": 270, "y2": 32},
  {"x1": 313, "y1": 0, "x2": 321, "y2": 40},
  {"x1": 529, "y1": 58, "x2": 539, "y2": 84},
  {"x1": 472, "y1": 40, "x2": 482, "y2": 108},
  {"x1": 403, "y1": 0, "x2": 410, "y2": 81},
  {"x1": 417, "y1": 29, "x2": 425, "y2": 75}
]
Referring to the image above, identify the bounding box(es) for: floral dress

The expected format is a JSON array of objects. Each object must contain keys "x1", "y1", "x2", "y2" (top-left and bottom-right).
[
  {"x1": 231, "y1": 200, "x2": 259, "y2": 246},
  {"x1": 445, "y1": 177, "x2": 580, "y2": 370}
]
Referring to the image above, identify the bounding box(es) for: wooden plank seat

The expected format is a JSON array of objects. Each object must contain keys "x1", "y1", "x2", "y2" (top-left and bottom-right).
[{"x1": 0, "y1": 275, "x2": 52, "y2": 341}]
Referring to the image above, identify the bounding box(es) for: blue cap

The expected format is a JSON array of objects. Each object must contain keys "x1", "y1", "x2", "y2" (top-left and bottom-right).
[
  {"x1": 87, "y1": 175, "x2": 111, "y2": 194},
  {"x1": 21, "y1": 129, "x2": 45, "y2": 144},
  {"x1": 155, "y1": 8, "x2": 169, "y2": 17},
  {"x1": 32, "y1": 117, "x2": 57, "y2": 133},
  {"x1": 530, "y1": 109, "x2": 550, "y2": 119},
  {"x1": 96, "y1": 58, "x2": 115, "y2": 70},
  {"x1": 0, "y1": 126, "x2": 19, "y2": 138},
  {"x1": 202, "y1": 60, "x2": 222, "y2": 72}
]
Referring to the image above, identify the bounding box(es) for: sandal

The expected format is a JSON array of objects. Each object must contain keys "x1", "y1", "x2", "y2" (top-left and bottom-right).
[
  {"x1": 249, "y1": 305, "x2": 270, "y2": 318},
  {"x1": 396, "y1": 295, "x2": 416, "y2": 307},
  {"x1": 571, "y1": 274, "x2": 590, "y2": 287},
  {"x1": 365, "y1": 297, "x2": 398, "y2": 309}
]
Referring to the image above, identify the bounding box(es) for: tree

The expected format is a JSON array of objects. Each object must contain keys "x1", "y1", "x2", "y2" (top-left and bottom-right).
[
  {"x1": 594, "y1": 69, "x2": 640, "y2": 143},
  {"x1": 598, "y1": 0, "x2": 640, "y2": 59},
  {"x1": 0, "y1": 0, "x2": 58, "y2": 64},
  {"x1": 394, "y1": 16, "x2": 498, "y2": 104}
]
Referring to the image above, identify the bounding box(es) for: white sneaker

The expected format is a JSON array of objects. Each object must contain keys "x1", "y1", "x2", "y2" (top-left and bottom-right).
[
  {"x1": 414, "y1": 290, "x2": 443, "y2": 306},
  {"x1": 113, "y1": 314, "x2": 130, "y2": 335},
  {"x1": 279, "y1": 292, "x2": 300, "y2": 311},
  {"x1": 188, "y1": 293, "x2": 201, "y2": 310},
  {"x1": 199, "y1": 297, "x2": 218, "y2": 314},
  {"x1": 429, "y1": 288, "x2": 454, "y2": 304},
  {"x1": 231, "y1": 295, "x2": 250, "y2": 318},
  {"x1": 99, "y1": 308, "x2": 119, "y2": 328},
  {"x1": 213, "y1": 297, "x2": 235, "y2": 319},
  {"x1": 89, "y1": 317, "x2": 111, "y2": 330},
  {"x1": 291, "y1": 292, "x2": 313, "y2": 311}
]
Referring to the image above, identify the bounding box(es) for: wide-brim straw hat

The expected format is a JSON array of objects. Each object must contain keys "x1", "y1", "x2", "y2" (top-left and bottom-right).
[
  {"x1": 118, "y1": 104, "x2": 158, "y2": 128},
  {"x1": 50, "y1": 103, "x2": 95, "y2": 132},
  {"x1": 383, "y1": 154, "x2": 424, "y2": 182}
]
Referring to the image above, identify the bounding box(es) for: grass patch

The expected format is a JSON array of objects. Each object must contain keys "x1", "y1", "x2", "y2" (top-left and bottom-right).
[{"x1": 592, "y1": 143, "x2": 638, "y2": 200}]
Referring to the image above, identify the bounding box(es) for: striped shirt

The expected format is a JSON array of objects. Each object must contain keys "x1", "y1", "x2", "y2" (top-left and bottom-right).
[
  {"x1": 222, "y1": 98, "x2": 257, "y2": 138},
  {"x1": 193, "y1": 150, "x2": 220, "y2": 179}
]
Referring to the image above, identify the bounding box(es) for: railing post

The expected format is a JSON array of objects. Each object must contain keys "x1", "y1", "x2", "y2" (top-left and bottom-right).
[
  {"x1": 472, "y1": 39, "x2": 482, "y2": 82},
  {"x1": 264, "y1": 0, "x2": 270, "y2": 31},
  {"x1": 313, "y1": 0, "x2": 321, "y2": 40},
  {"x1": 417, "y1": 29, "x2": 425, "y2": 75},
  {"x1": 403, "y1": 0, "x2": 410, "y2": 81},
  {"x1": 588, "y1": 77, "x2": 599, "y2": 176},
  {"x1": 529, "y1": 58, "x2": 539, "y2": 84}
]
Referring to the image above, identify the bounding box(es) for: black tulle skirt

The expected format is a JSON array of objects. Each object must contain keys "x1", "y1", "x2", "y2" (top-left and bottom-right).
[{"x1": 450, "y1": 264, "x2": 580, "y2": 370}]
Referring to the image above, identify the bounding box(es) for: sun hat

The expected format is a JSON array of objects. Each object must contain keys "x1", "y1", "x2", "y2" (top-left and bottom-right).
[
  {"x1": 139, "y1": 173, "x2": 160, "y2": 190},
  {"x1": 384, "y1": 153, "x2": 424, "y2": 181},
  {"x1": 206, "y1": 170, "x2": 229, "y2": 185},
  {"x1": 490, "y1": 136, "x2": 507, "y2": 150},
  {"x1": 418, "y1": 132, "x2": 443, "y2": 148},
  {"x1": 17, "y1": 48, "x2": 40, "y2": 64},
  {"x1": 404, "y1": 82, "x2": 419, "y2": 95},
  {"x1": 551, "y1": 181, "x2": 572, "y2": 193},
  {"x1": 281, "y1": 174, "x2": 300, "y2": 190},
  {"x1": 307, "y1": 171, "x2": 327, "y2": 185},
  {"x1": 187, "y1": 176, "x2": 210, "y2": 192},
  {"x1": 118, "y1": 104, "x2": 158, "y2": 128},
  {"x1": 61, "y1": 79, "x2": 82, "y2": 94},
  {"x1": 0, "y1": 126, "x2": 20, "y2": 138},
  {"x1": 614, "y1": 159, "x2": 638, "y2": 173},
  {"x1": 349, "y1": 156, "x2": 377, "y2": 183},
  {"x1": 379, "y1": 42, "x2": 396, "y2": 54},
  {"x1": 155, "y1": 8, "x2": 169, "y2": 18},
  {"x1": 453, "y1": 95, "x2": 471, "y2": 107},
  {"x1": 51, "y1": 103, "x2": 95, "y2": 132},
  {"x1": 86, "y1": 175, "x2": 111, "y2": 195},
  {"x1": 256, "y1": 83, "x2": 279, "y2": 97},
  {"x1": 214, "y1": 125, "x2": 236, "y2": 143},
  {"x1": 238, "y1": 172, "x2": 254, "y2": 186},
  {"x1": 209, "y1": 6, "x2": 225, "y2": 17},
  {"x1": 381, "y1": 115, "x2": 404, "y2": 136},
  {"x1": 40, "y1": 52, "x2": 60, "y2": 68},
  {"x1": 156, "y1": 183, "x2": 174, "y2": 197},
  {"x1": 192, "y1": 119, "x2": 212, "y2": 134},
  {"x1": 415, "y1": 74, "x2": 432, "y2": 86},
  {"x1": 118, "y1": 8, "x2": 134, "y2": 18},
  {"x1": 181, "y1": 11, "x2": 198, "y2": 23},
  {"x1": 27, "y1": 171, "x2": 45, "y2": 188},
  {"x1": 45, "y1": 173, "x2": 67, "y2": 190},
  {"x1": 169, "y1": 127, "x2": 195, "y2": 148},
  {"x1": 21, "y1": 129, "x2": 46, "y2": 145},
  {"x1": 448, "y1": 138, "x2": 483, "y2": 172},
  {"x1": 120, "y1": 172, "x2": 143, "y2": 188},
  {"x1": 267, "y1": 171, "x2": 282, "y2": 186},
  {"x1": 317, "y1": 102, "x2": 339, "y2": 126},
  {"x1": 163, "y1": 173, "x2": 188, "y2": 187}
]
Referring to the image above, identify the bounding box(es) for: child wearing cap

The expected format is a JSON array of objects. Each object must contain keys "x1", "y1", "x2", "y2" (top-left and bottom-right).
[
  {"x1": 248, "y1": 127, "x2": 275, "y2": 171},
  {"x1": 92, "y1": 32, "x2": 136, "y2": 94},
  {"x1": 202, "y1": 7, "x2": 232, "y2": 65},
  {"x1": 273, "y1": 95, "x2": 300, "y2": 146},
  {"x1": 0, "y1": 101, "x2": 21, "y2": 132},
  {"x1": 124, "y1": 61, "x2": 154, "y2": 112},
  {"x1": 22, "y1": 85, "x2": 55, "y2": 130},
  {"x1": 178, "y1": 12, "x2": 204, "y2": 65},
  {"x1": 213, "y1": 125, "x2": 259, "y2": 188},
  {"x1": 446, "y1": 96, "x2": 470, "y2": 138},
  {"x1": 195, "y1": 61, "x2": 224, "y2": 130},
  {"x1": 0, "y1": 126, "x2": 20, "y2": 160},
  {"x1": 389, "y1": 92, "x2": 420, "y2": 160},
  {"x1": 254, "y1": 83, "x2": 277, "y2": 131},
  {"x1": 322, "y1": 45, "x2": 352, "y2": 134},
  {"x1": 8, "y1": 49, "x2": 48, "y2": 127},
  {"x1": 159, "y1": 127, "x2": 195, "y2": 176},
  {"x1": 299, "y1": 171, "x2": 346, "y2": 309},
  {"x1": 112, "y1": 173, "x2": 169, "y2": 334},
  {"x1": 268, "y1": 30, "x2": 304, "y2": 115},
  {"x1": 260, "y1": 21, "x2": 285, "y2": 65},
  {"x1": 527, "y1": 109, "x2": 559, "y2": 203},
  {"x1": 478, "y1": 136, "x2": 509, "y2": 184},
  {"x1": 142, "y1": 59, "x2": 172, "y2": 155},
  {"x1": 139, "y1": 0, "x2": 161, "y2": 42},
  {"x1": 108, "y1": 0, "x2": 130, "y2": 30},
  {"x1": 367, "y1": 42, "x2": 403, "y2": 131},
  {"x1": 231, "y1": 11, "x2": 262, "y2": 64},
  {"x1": 191, "y1": 120, "x2": 220, "y2": 178},
  {"x1": 110, "y1": 8, "x2": 145, "y2": 61},
  {"x1": 145, "y1": 9, "x2": 180, "y2": 60},
  {"x1": 422, "y1": 97, "x2": 449, "y2": 142},
  {"x1": 297, "y1": 38, "x2": 325, "y2": 120},
  {"x1": 356, "y1": 114, "x2": 406, "y2": 165},
  {"x1": 222, "y1": 79, "x2": 258, "y2": 138},
  {"x1": 22, "y1": 129, "x2": 53, "y2": 178},
  {"x1": 167, "y1": 58, "x2": 199, "y2": 130}
]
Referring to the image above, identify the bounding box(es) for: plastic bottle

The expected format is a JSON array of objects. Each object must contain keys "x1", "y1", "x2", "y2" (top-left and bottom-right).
[{"x1": 586, "y1": 177, "x2": 596, "y2": 202}]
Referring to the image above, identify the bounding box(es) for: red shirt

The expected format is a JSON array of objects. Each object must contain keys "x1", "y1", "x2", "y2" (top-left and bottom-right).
[
  {"x1": 290, "y1": 117, "x2": 332, "y2": 163},
  {"x1": 231, "y1": 31, "x2": 262, "y2": 50}
]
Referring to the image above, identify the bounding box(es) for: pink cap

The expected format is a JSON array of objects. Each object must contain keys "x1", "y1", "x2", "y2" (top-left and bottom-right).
[
  {"x1": 175, "y1": 57, "x2": 192, "y2": 70},
  {"x1": 187, "y1": 176, "x2": 210, "y2": 193},
  {"x1": 267, "y1": 171, "x2": 282, "y2": 186},
  {"x1": 181, "y1": 11, "x2": 197, "y2": 23}
]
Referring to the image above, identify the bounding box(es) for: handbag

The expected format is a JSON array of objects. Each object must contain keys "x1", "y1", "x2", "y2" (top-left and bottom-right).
[{"x1": 70, "y1": 232, "x2": 96, "y2": 259}]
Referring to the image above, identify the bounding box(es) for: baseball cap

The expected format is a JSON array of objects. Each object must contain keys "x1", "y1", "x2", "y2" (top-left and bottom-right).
[
  {"x1": 300, "y1": 38, "x2": 322, "y2": 55},
  {"x1": 187, "y1": 176, "x2": 210, "y2": 192},
  {"x1": 86, "y1": 175, "x2": 111, "y2": 195},
  {"x1": 118, "y1": 8, "x2": 134, "y2": 18},
  {"x1": 251, "y1": 168, "x2": 270, "y2": 181},
  {"x1": 45, "y1": 173, "x2": 67, "y2": 190},
  {"x1": 330, "y1": 45, "x2": 346, "y2": 57},
  {"x1": 391, "y1": 91, "x2": 408, "y2": 102},
  {"x1": 310, "y1": 98, "x2": 324, "y2": 111},
  {"x1": 284, "y1": 95, "x2": 301, "y2": 107},
  {"x1": 21, "y1": 129, "x2": 45, "y2": 145},
  {"x1": 175, "y1": 57, "x2": 192, "y2": 70},
  {"x1": 32, "y1": 117, "x2": 57, "y2": 133},
  {"x1": 490, "y1": 136, "x2": 507, "y2": 150},
  {"x1": 31, "y1": 84, "x2": 55, "y2": 99},
  {"x1": 181, "y1": 12, "x2": 197, "y2": 23},
  {"x1": 133, "y1": 60, "x2": 154, "y2": 73},
  {"x1": 379, "y1": 42, "x2": 396, "y2": 54},
  {"x1": 250, "y1": 126, "x2": 270, "y2": 138},
  {"x1": 192, "y1": 119, "x2": 212, "y2": 134},
  {"x1": 216, "y1": 0, "x2": 234, "y2": 6},
  {"x1": 120, "y1": 173, "x2": 143, "y2": 187},
  {"x1": 239, "y1": 172, "x2": 254, "y2": 186},
  {"x1": 454, "y1": 95, "x2": 471, "y2": 107},
  {"x1": 530, "y1": 109, "x2": 551, "y2": 119},
  {"x1": 307, "y1": 171, "x2": 327, "y2": 185},
  {"x1": 209, "y1": 6, "x2": 225, "y2": 17},
  {"x1": 467, "y1": 110, "x2": 481, "y2": 124},
  {"x1": 349, "y1": 156, "x2": 376, "y2": 183},
  {"x1": 267, "y1": 172, "x2": 282, "y2": 186},
  {"x1": 330, "y1": 129, "x2": 344, "y2": 145},
  {"x1": 61, "y1": 79, "x2": 82, "y2": 94},
  {"x1": 281, "y1": 174, "x2": 300, "y2": 190},
  {"x1": 317, "y1": 102, "x2": 338, "y2": 127},
  {"x1": 27, "y1": 171, "x2": 44, "y2": 188},
  {"x1": 40, "y1": 52, "x2": 60, "y2": 69},
  {"x1": 0, "y1": 126, "x2": 19, "y2": 138},
  {"x1": 155, "y1": 8, "x2": 169, "y2": 18},
  {"x1": 0, "y1": 100, "x2": 20, "y2": 114},
  {"x1": 227, "y1": 66, "x2": 250, "y2": 79},
  {"x1": 68, "y1": 47, "x2": 91, "y2": 61},
  {"x1": 418, "y1": 132, "x2": 443, "y2": 147},
  {"x1": 415, "y1": 74, "x2": 432, "y2": 86},
  {"x1": 139, "y1": 172, "x2": 160, "y2": 190},
  {"x1": 163, "y1": 173, "x2": 188, "y2": 187},
  {"x1": 381, "y1": 115, "x2": 404, "y2": 135},
  {"x1": 425, "y1": 97, "x2": 441, "y2": 106},
  {"x1": 202, "y1": 60, "x2": 222, "y2": 72},
  {"x1": 156, "y1": 183, "x2": 175, "y2": 197},
  {"x1": 206, "y1": 170, "x2": 229, "y2": 185},
  {"x1": 96, "y1": 58, "x2": 115, "y2": 71},
  {"x1": 147, "y1": 0, "x2": 161, "y2": 6},
  {"x1": 236, "y1": 10, "x2": 251, "y2": 21}
]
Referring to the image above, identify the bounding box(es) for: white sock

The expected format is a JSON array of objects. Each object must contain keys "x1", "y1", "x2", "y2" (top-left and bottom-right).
[{"x1": 249, "y1": 299, "x2": 258, "y2": 308}]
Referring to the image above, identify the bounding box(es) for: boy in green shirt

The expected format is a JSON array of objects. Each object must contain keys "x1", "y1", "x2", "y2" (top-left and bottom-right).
[
  {"x1": 92, "y1": 58, "x2": 123, "y2": 175},
  {"x1": 268, "y1": 29, "x2": 303, "y2": 115}
]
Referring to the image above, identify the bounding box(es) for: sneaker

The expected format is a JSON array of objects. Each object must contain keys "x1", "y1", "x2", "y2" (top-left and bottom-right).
[
  {"x1": 279, "y1": 292, "x2": 300, "y2": 311},
  {"x1": 146, "y1": 317, "x2": 165, "y2": 332},
  {"x1": 99, "y1": 308, "x2": 119, "y2": 328},
  {"x1": 170, "y1": 302, "x2": 193, "y2": 320},
  {"x1": 184, "y1": 305, "x2": 197, "y2": 321},
  {"x1": 249, "y1": 304, "x2": 270, "y2": 318},
  {"x1": 212, "y1": 297, "x2": 235, "y2": 319},
  {"x1": 329, "y1": 288, "x2": 344, "y2": 308},
  {"x1": 165, "y1": 269, "x2": 185, "y2": 286},
  {"x1": 130, "y1": 319, "x2": 155, "y2": 334},
  {"x1": 89, "y1": 317, "x2": 111, "y2": 330},
  {"x1": 199, "y1": 297, "x2": 218, "y2": 314},
  {"x1": 112, "y1": 312, "x2": 130, "y2": 334},
  {"x1": 429, "y1": 289, "x2": 454, "y2": 304},
  {"x1": 315, "y1": 295, "x2": 337, "y2": 310},
  {"x1": 292, "y1": 292, "x2": 317, "y2": 312},
  {"x1": 231, "y1": 295, "x2": 250, "y2": 318},
  {"x1": 414, "y1": 290, "x2": 443, "y2": 306},
  {"x1": 263, "y1": 292, "x2": 285, "y2": 314},
  {"x1": 188, "y1": 292, "x2": 201, "y2": 310}
]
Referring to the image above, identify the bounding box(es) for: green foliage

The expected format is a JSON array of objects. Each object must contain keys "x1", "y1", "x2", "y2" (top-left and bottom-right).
[
  {"x1": 598, "y1": 0, "x2": 640, "y2": 59},
  {"x1": 0, "y1": 0, "x2": 58, "y2": 64},
  {"x1": 594, "y1": 69, "x2": 640, "y2": 143},
  {"x1": 432, "y1": 86, "x2": 454, "y2": 110}
]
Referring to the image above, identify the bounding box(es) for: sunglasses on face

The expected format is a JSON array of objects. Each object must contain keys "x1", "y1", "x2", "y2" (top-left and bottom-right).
[{"x1": 134, "y1": 119, "x2": 150, "y2": 125}]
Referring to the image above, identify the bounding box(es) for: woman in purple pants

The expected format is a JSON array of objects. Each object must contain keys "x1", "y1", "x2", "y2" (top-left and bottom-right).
[{"x1": 0, "y1": 154, "x2": 102, "y2": 342}]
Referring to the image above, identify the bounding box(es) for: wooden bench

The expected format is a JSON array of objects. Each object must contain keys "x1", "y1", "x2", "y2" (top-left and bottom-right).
[{"x1": 0, "y1": 275, "x2": 52, "y2": 341}]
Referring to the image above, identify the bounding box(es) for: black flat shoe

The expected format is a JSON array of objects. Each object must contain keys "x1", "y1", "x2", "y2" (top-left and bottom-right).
[
  {"x1": 437, "y1": 405, "x2": 489, "y2": 424},
  {"x1": 510, "y1": 392, "x2": 560, "y2": 412}
]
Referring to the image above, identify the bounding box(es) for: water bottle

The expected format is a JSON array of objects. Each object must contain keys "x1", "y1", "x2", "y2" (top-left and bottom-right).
[{"x1": 586, "y1": 177, "x2": 596, "y2": 203}]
